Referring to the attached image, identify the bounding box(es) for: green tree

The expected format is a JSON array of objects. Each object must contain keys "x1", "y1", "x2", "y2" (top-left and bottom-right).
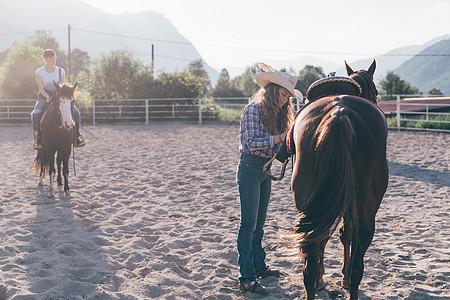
[
  {"x1": 89, "y1": 50, "x2": 150, "y2": 99},
  {"x1": 230, "y1": 64, "x2": 260, "y2": 97},
  {"x1": 0, "y1": 49, "x2": 8, "y2": 65},
  {"x1": 26, "y1": 30, "x2": 67, "y2": 69},
  {"x1": 151, "y1": 61, "x2": 210, "y2": 98},
  {"x1": 26, "y1": 30, "x2": 61, "y2": 53},
  {"x1": 296, "y1": 65, "x2": 325, "y2": 95},
  {"x1": 379, "y1": 71, "x2": 420, "y2": 98},
  {"x1": 25, "y1": 30, "x2": 90, "y2": 82},
  {"x1": 0, "y1": 43, "x2": 43, "y2": 98},
  {"x1": 210, "y1": 68, "x2": 244, "y2": 98},
  {"x1": 428, "y1": 87, "x2": 443, "y2": 95},
  {"x1": 185, "y1": 60, "x2": 211, "y2": 97},
  {"x1": 68, "y1": 48, "x2": 91, "y2": 81}
]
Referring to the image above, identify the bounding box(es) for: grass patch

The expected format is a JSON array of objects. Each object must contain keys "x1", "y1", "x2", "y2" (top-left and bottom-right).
[{"x1": 387, "y1": 114, "x2": 450, "y2": 130}]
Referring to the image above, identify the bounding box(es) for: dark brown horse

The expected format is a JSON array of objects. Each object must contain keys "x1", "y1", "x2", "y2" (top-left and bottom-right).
[
  {"x1": 291, "y1": 60, "x2": 388, "y2": 299},
  {"x1": 33, "y1": 81, "x2": 78, "y2": 196}
]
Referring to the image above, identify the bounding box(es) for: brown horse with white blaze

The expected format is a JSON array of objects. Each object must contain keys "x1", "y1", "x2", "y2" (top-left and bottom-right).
[
  {"x1": 291, "y1": 60, "x2": 388, "y2": 299},
  {"x1": 33, "y1": 81, "x2": 78, "y2": 196}
]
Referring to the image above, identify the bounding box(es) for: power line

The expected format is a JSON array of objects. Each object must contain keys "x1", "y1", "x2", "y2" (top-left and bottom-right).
[
  {"x1": 2, "y1": 27, "x2": 450, "y2": 58},
  {"x1": 84, "y1": 51, "x2": 198, "y2": 62},
  {"x1": 0, "y1": 29, "x2": 66, "y2": 37},
  {"x1": 71, "y1": 28, "x2": 191, "y2": 45},
  {"x1": 70, "y1": 27, "x2": 450, "y2": 57}
]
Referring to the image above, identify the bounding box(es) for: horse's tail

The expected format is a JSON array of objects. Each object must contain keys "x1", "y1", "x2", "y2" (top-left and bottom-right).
[
  {"x1": 31, "y1": 149, "x2": 48, "y2": 176},
  {"x1": 295, "y1": 107, "x2": 359, "y2": 256}
]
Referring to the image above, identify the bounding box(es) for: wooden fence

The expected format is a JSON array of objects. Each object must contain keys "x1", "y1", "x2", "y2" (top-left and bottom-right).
[{"x1": 1, "y1": 96, "x2": 449, "y2": 132}]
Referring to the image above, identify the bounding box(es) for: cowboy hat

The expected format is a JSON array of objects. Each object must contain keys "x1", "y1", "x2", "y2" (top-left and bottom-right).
[
  {"x1": 256, "y1": 63, "x2": 302, "y2": 102},
  {"x1": 294, "y1": 89, "x2": 304, "y2": 103}
]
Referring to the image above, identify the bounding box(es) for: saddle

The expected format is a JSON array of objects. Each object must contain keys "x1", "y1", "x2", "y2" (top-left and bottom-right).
[{"x1": 275, "y1": 75, "x2": 362, "y2": 162}]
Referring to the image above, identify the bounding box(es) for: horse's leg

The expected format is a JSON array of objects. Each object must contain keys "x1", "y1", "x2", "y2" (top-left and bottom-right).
[
  {"x1": 349, "y1": 210, "x2": 376, "y2": 300},
  {"x1": 316, "y1": 239, "x2": 328, "y2": 290},
  {"x1": 303, "y1": 247, "x2": 320, "y2": 300},
  {"x1": 35, "y1": 150, "x2": 45, "y2": 186},
  {"x1": 62, "y1": 154, "x2": 70, "y2": 195},
  {"x1": 57, "y1": 152, "x2": 63, "y2": 186},
  {"x1": 339, "y1": 216, "x2": 352, "y2": 289},
  {"x1": 39, "y1": 163, "x2": 45, "y2": 186},
  {"x1": 48, "y1": 153, "x2": 56, "y2": 197}
]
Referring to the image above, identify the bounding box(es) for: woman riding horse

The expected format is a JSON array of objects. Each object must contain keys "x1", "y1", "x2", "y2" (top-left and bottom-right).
[
  {"x1": 32, "y1": 48, "x2": 85, "y2": 150},
  {"x1": 33, "y1": 81, "x2": 79, "y2": 196}
]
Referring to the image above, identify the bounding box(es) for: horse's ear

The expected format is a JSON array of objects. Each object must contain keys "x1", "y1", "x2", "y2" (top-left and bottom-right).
[
  {"x1": 53, "y1": 80, "x2": 60, "y2": 91},
  {"x1": 73, "y1": 82, "x2": 79, "y2": 90},
  {"x1": 345, "y1": 60, "x2": 354, "y2": 76},
  {"x1": 368, "y1": 59, "x2": 376, "y2": 77}
]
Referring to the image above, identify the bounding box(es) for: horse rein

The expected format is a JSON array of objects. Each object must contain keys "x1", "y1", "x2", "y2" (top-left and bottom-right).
[{"x1": 263, "y1": 154, "x2": 289, "y2": 181}]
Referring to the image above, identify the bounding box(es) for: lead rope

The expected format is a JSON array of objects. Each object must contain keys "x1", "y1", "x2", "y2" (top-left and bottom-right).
[
  {"x1": 263, "y1": 155, "x2": 289, "y2": 181},
  {"x1": 72, "y1": 127, "x2": 76, "y2": 177}
]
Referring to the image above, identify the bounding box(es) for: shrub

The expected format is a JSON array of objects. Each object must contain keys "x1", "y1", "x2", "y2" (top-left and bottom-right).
[{"x1": 416, "y1": 115, "x2": 450, "y2": 130}]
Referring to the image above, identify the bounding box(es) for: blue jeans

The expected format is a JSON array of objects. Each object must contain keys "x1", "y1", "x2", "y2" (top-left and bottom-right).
[
  {"x1": 236, "y1": 153, "x2": 272, "y2": 283},
  {"x1": 31, "y1": 94, "x2": 81, "y2": 131}
]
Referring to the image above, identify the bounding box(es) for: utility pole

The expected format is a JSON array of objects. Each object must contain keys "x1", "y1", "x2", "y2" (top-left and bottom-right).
[
  {"x1": 151, "y1": 44, "x2": 154, "y2": 79},
  {"x1": 68, "y1": 24, "x2": 71, "y2": 80}
]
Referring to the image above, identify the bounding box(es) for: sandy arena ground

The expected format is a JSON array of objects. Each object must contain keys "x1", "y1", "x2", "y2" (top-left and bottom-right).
[{"x1": 0, "y1": 124, "x2": 448, "y2": 299}]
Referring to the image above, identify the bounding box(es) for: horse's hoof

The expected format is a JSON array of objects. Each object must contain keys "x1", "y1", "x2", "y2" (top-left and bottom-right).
[
  {"x1": 316, "y1": 278, "x2": 325, "y2": 291},
  {"x1": 342, "y1": 278, "x2": 350, "y2": 289}
]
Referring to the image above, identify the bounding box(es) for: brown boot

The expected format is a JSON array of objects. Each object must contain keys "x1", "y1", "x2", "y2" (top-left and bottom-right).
[
  {"x1": 75, "y1": 129, "x2": 86, "y2": 148},
  {"x1": 33, "y1": 131, "x2": 43, "y2": 150}
]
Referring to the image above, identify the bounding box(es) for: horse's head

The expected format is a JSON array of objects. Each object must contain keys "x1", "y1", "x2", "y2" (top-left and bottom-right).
[
  {"x1": 52, "y1": 81, "x2": 78, "y2": 130},
  {"x1": 345, "y1": 59, "x2": 378, "y2": 104}
]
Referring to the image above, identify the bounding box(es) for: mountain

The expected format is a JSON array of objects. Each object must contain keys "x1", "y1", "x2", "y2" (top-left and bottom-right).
[
  {"x1": 394, "y1": 38, "x2": 450, "y2": 94},
  {"x1": 334, "y1": 34, "x2": 450, "y2": 84},
  {"x1": 0, "y1": 0, "x2": 219, "y2": 83},
  {"x1": 228, "y1": 34, "x2": 450, "y2": 86}
]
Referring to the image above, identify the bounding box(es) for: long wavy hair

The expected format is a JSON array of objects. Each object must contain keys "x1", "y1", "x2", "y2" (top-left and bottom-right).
[{"x1": 251, "y1": 83, "x2": 294, "y2": 133}]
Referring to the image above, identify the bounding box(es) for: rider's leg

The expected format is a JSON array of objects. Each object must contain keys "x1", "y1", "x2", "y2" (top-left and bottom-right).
[
  {"x1": 73, "y1": 106, "x2": 85, "y2": 147},
  {"x1": 31, "y1": 96, "x2": 46, "y2": 150}
]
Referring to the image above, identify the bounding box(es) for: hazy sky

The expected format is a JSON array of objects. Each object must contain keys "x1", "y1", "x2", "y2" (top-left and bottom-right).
[{"x1": 81, "y1": 0, "x2": 450, "y2": 71}]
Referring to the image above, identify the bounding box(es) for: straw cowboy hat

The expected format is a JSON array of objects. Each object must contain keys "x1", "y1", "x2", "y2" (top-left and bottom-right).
[{"x1": 256, "y1": 63, "x2": 303, "y2": 102}]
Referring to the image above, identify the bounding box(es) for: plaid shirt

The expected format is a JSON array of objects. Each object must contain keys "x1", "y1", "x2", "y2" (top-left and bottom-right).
[{"x1": 239, "y1": 101, "x2": 281, "y2": 158}]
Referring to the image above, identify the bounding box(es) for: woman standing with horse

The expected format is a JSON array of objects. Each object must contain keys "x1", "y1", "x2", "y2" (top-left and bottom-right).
[
  {"x1": 236, "y1": 64, "x2": 302, "y2": 294},
  {"x1": 31, "y1": 48, "x2": 85, "y2": 150}
]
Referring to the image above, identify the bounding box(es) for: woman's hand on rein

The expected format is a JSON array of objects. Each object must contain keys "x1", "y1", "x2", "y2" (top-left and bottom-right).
[{"x1": 276, "y1": 132, "x2": 287, "y2": 144}]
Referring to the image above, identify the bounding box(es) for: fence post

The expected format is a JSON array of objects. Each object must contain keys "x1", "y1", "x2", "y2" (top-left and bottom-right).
[
  {"x1": 145, "y1": 99, "x2": 149, "y2": 124},
  {"x1": 426, "y1": 105, "x2": 429, "y2": 121},
  {"x1": 396, "y1": 95, "x2": 401, "y2": 131},
  {"x1": 92, "y1": 99, "x2": 96, "y2": 125},
  {"x1": 198, "y1": 98, "x2": 202, "y2": 125}
]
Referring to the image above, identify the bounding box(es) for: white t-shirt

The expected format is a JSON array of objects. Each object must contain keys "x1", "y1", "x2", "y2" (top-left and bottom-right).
[{"x1": 35, "y1": 66, "x2": 65, "y2": 92}]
